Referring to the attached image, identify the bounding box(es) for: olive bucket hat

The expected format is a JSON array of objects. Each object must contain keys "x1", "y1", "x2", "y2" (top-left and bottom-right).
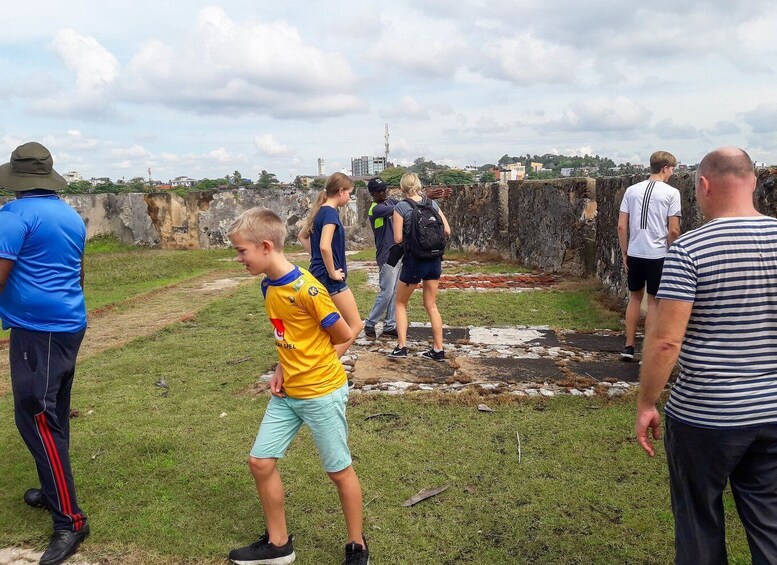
[{"x1": 0, "y1": 141, "x2": 67, "y2": 192}]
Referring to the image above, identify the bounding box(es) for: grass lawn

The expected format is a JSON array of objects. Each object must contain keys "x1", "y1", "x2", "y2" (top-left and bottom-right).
[{"x1": 0, "y1": 244, "x2": 753, "y2": 564}]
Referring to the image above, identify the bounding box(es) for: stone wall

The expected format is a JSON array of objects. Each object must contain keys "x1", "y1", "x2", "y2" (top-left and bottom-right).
[
  {"x1": 54, "y1": 187, "x2": 372, "y2": 249},
  {"x1": 596, "y1": 169, "x2": 777, "y2": 301},
  {"x1": 508, "y1": 178, "x2": 597, "y2": 275}
]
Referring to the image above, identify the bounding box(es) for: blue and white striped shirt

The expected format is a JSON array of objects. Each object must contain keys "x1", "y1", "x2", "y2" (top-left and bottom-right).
[{"x1": 658, "y1": 216, "x2": 777, "y2": 428}]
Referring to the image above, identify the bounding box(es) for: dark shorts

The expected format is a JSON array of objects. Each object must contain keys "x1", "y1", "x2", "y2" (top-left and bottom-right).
[
  {"x1": 627, "y1": 256, "x2": 664, "y2": 295},
  {"x1": 399, "y1": 254, "x2": 442, "y2": 285},
  {"x1": 323, "y1": 277, "x2": 348, "y2": 296}
]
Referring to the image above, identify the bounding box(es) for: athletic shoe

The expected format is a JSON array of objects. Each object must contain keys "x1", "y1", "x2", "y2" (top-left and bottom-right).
[
  {"x1": 380, "y1": 326, "x2": 398, "y2": 338},
  {"x1": 387, "y1": 346, "x2": 408, "y2": 359},
  {"x1": 228, "y1": 532, "x2": 296, "y2": 565},
  {"x1": 421, "y1": 349, "x2": 445, "y2": 362},
  {"x1": 23, "y1": 488, "x2": 51, "y2": 511},
  {"x1": 343, "y1": 538, "x2": 370, "y2": 565},
  {"x1": 363, "y1": 325, "x2": 376, "y2": 339},
  {"x1": 620, "y1": 345, "x2": 635, "y2": 361},
  {"x1": 39, "y1": 524, "x2": 90, "y2": 565}
]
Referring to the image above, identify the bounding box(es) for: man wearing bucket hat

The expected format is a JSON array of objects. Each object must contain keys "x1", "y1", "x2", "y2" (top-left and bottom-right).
[{"x1": 0, "y1": 142, "x2": 89, "y2": 565}]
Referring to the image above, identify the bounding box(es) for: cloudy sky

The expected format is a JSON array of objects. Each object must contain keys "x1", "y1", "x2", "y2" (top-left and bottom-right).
[{"x1": 1, "y1": 0, "x2": 776, "y2": 182}]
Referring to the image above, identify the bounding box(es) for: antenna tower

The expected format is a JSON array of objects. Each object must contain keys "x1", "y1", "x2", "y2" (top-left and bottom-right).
[{"x1": 384, "y1": 123, "x2": 390, "y2": 163}]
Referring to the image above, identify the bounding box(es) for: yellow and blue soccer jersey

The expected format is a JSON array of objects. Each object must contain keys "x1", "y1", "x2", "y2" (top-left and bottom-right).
[{"x1": 261, "y1": 266, "x2": 346, "y2": 399}]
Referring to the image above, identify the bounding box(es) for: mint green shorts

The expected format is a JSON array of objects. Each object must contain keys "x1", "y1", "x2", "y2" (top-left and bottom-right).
[{"x1": 250, "y1": 383, "x2": 352, "y2": 473}]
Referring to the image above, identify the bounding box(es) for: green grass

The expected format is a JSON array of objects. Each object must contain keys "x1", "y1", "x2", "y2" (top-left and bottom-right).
[
  {"x1": 84, "y1": 248, "x2": 238, "y2": 311},
  {"x1": 0, "y1": 247, "x2": 752, "y2": 564},
  {"x1": 0, "y1": 283, "x2": 750, "y2": 563},
  {"x1": 347, "y1": 270, "x2": 619, "y2": 330}
]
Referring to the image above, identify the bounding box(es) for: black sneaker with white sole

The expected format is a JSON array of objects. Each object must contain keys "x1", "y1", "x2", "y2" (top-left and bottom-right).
[
  {"x1": 228, "y1": 532, "x2": 296, "y2": 565},
  {"x1": 387, "y1": 346, "x2": 408, "y2": 359},
  {"x1": 343, "y1": 538, "x2": 370, "y2": 565},
  {"x1": 363, "y1": 325, "x2": 376, "y2": 339},
  {"x1": 620, "y1": 345, "x2": 635, "y2": 361},
  {"x1": 421, "y1": 349, "x2": 445, "y2": 362}
]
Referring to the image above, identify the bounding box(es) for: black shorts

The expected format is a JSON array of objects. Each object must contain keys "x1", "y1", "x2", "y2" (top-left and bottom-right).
[
  {"x1": 627, "y1": 256, "x2": 664, "y2": 295},
  {"x1": 399, "y1": 254, "x2": 442, "y2": 285}
]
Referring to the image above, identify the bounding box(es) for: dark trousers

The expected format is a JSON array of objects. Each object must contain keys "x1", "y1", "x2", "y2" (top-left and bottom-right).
[
  {"x1": 665, "y1": 415, "x2": 777, "y2": 565},
  {"x1": 10, "y1": 327, "x2": 87, "y2": 532}
]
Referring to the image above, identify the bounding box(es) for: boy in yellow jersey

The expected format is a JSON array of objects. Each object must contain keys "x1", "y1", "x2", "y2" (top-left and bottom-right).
[{"x1": 227, "y1": 208, "x2": 369, "y2": 565}]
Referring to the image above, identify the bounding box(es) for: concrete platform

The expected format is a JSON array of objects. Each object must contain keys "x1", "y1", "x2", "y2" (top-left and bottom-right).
[
  {"x1": 458, "y1": 357, "x2": 564, "y2": 383},
  {"x1": 567, "y1": 360, "x2": 641, "y2": 383},
  {"x1": 406, "y1": 326, "x2": 469, "y2": 342},
  {"x1": 563, "y1": 333, "x2": 641, "y2": 353}
]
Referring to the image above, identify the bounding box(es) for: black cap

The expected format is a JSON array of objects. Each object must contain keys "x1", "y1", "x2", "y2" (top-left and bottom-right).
[{"x1": 367, "y1": 177, "x2": 388, "y2": 193}]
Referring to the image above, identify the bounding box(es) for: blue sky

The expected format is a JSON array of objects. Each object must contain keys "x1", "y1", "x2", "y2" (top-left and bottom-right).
[{"x1": 1, "y1": 0, "x2": 776, "y2": 182}]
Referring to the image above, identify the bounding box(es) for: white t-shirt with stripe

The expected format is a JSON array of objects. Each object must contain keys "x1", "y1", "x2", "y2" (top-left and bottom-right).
[
  {"x1": 619, "y1": 179, "x2": 682, "y2": 259},
  {"x1": 658, "y1": 216, "x2": 777, "y2": 428}
]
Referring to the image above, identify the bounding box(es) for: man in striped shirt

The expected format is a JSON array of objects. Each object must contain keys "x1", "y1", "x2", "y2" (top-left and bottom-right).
[
  {"x1": 636, "y1": 147, "x2": 777, "y2": 564},
  {"x1": 617, "y1": 151, "x2": 681, "y2": 360}
]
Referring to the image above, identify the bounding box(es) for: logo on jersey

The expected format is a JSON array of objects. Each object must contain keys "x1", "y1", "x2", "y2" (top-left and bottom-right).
[
  {"x1": 308, "y1": 286, "x2": 319, "y2": 297},
  {"x1": 292, "y1": 278, "x2": 305, "y2": 292},
  {"x1": 269, "y1": 318, "x2": 285, "y2": 341}
]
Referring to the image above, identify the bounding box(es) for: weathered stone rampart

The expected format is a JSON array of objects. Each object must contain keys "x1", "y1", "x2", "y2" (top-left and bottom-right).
[
  {"x1": 596, "y1": 169, "x2": 777, "y2": 301},
  {"x1": 4, "y1": 168, "x2": 776, "y2": 304}
]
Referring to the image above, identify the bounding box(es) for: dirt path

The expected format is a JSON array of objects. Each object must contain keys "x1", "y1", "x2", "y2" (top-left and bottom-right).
[{"x1": 0, "y1": 269, "x2": 253, "y2": 396}]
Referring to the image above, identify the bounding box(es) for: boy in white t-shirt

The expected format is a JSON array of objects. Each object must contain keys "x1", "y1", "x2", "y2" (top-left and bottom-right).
[{"x1": 617, "y1": 151, "x2": 681, "y2": 360}]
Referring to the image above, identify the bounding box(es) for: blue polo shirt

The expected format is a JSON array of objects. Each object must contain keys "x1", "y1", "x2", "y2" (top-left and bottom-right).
[{"x1": 0, "y1": 192, "x2": 87, "y2": 332}]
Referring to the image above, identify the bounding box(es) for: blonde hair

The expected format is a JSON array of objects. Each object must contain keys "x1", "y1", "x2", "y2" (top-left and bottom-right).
[
  {"x1": 228, "y1": 207, "x2": 286, "y2": 248},
  {"x1": 303, "y1": 172, "x2": 353, "y2": 233},
  {"x1": 399, "y1": 172, "x2": 422, "y2": 197},
  {"x1": 649, "y1": 151, "x2": 677, "y2": 174}
]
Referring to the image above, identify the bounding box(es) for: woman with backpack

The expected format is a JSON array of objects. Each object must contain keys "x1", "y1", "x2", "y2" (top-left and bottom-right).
[
  {"x1": 298, "y1": 172, "x2": 363, "y2": 356},
  {"x1": 387, "y1": 172, "x2": 451, "y2": 361}
]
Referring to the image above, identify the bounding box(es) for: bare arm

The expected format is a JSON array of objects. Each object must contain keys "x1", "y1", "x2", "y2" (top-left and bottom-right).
[
  {"x1": 0, "y1": 258, "x2": 14, "y2": 295},
  {"x1": 325, "y1": 316, "x2": 352, "y2": 345},
  {"x1": 667, "y1": 216, "x2": 681, "y2": 248},
  {"x1": 298, "y1": 227, "x2": 311, "y2": 255},
  {"x1": 318, "y1": 224, "x2": 343, "y2": 281},
  {"x1": 617, "y1": 212, "x2": 630, "y2": 270},
  {"x1": 635, "y1": 298, "x2": 693, "y2": 457},
  {"x1": 393, "y1": 210, "x2": 404, "y2": 245},
  {"x1": 439, "y1": 209, "x2": 451, "y2": 238}
]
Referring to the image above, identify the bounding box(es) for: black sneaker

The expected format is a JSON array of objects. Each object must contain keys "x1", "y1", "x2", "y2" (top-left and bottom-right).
[
  {"x1": 620, "y1": 345, "x2": 635, "y2": 361},
  {"x1": 387, "y1": 346, "x2": 407, "y2": 359},
  {"x1": 228, "y1": 532, "x2": 296, "y2": 565},
  {"x1": 364, "y1": 325, "x2": 376, "y2": 339},
  {"x1": 343, "y1": 538, "x2": 370, "y2": 565},
  {"x1": 380, "y1": 326, "x2": 398, "y2": 338},
  {"x1": 421, "y1": 349, "x2": 445, "y2": 362},
  {"x1": 23, "y1": 488, "x2": 51, "y2": 511},
  {"x1": 39, "y1": 523, "x2": 90, "y2": 565}
]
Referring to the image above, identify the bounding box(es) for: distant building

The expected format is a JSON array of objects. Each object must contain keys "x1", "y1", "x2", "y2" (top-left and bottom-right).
[
  {"x1": 530, "y1": 162, "x2": 544, "y2": 173},
  {"x1": 63, "y1": 171, "x2": 82, "y2": 183},
  {"x1": 351, "y1": 156, "x2": 386, "y2": 177},
  {"x1": 170, "y1": 176, "x2": 197, "y2": 188},
  {"x1": 560, "y1": 168, "x2": 574, "y2": 177},
  {"x1": 317, "y1": 158, "x2": 325, "y2": 176},
  {"x1": 89, "y1": 177, "x2": 111, "y2": 187},
  {"x1": 499, "y1": 162, "x2": 525, "y2": 183}
]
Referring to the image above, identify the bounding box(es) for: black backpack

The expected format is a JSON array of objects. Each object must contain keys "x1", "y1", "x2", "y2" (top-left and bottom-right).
[{"x1": 403, "y1": 197, "x2": 446, "y2": 259}]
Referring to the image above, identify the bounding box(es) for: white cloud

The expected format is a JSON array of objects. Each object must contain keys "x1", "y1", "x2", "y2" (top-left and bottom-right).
[
  {"x1": 110, "y1": 144, "x2": 151, "y2": 159},
  {"x1": 255, "y1": 134, "x2": 292, "y2": 157},
  {"x1": 551, "y1": 97, "x2": 652, "y2": 132},
  {"x1": 479, "y1": 34, "x2": 583, "y2": 85},
  {"x1": 368, "y1": 9, "x2": 467, "y2": 77},
  {"x1": 379, "y1": 96, "x2": 431, "y2": 121},
  {"x1": 121, "y1": 7, "x2": 365, "y2": 118},
  {"x1": 52, "y1": 28, "x2": 119, "y2": 91}
]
